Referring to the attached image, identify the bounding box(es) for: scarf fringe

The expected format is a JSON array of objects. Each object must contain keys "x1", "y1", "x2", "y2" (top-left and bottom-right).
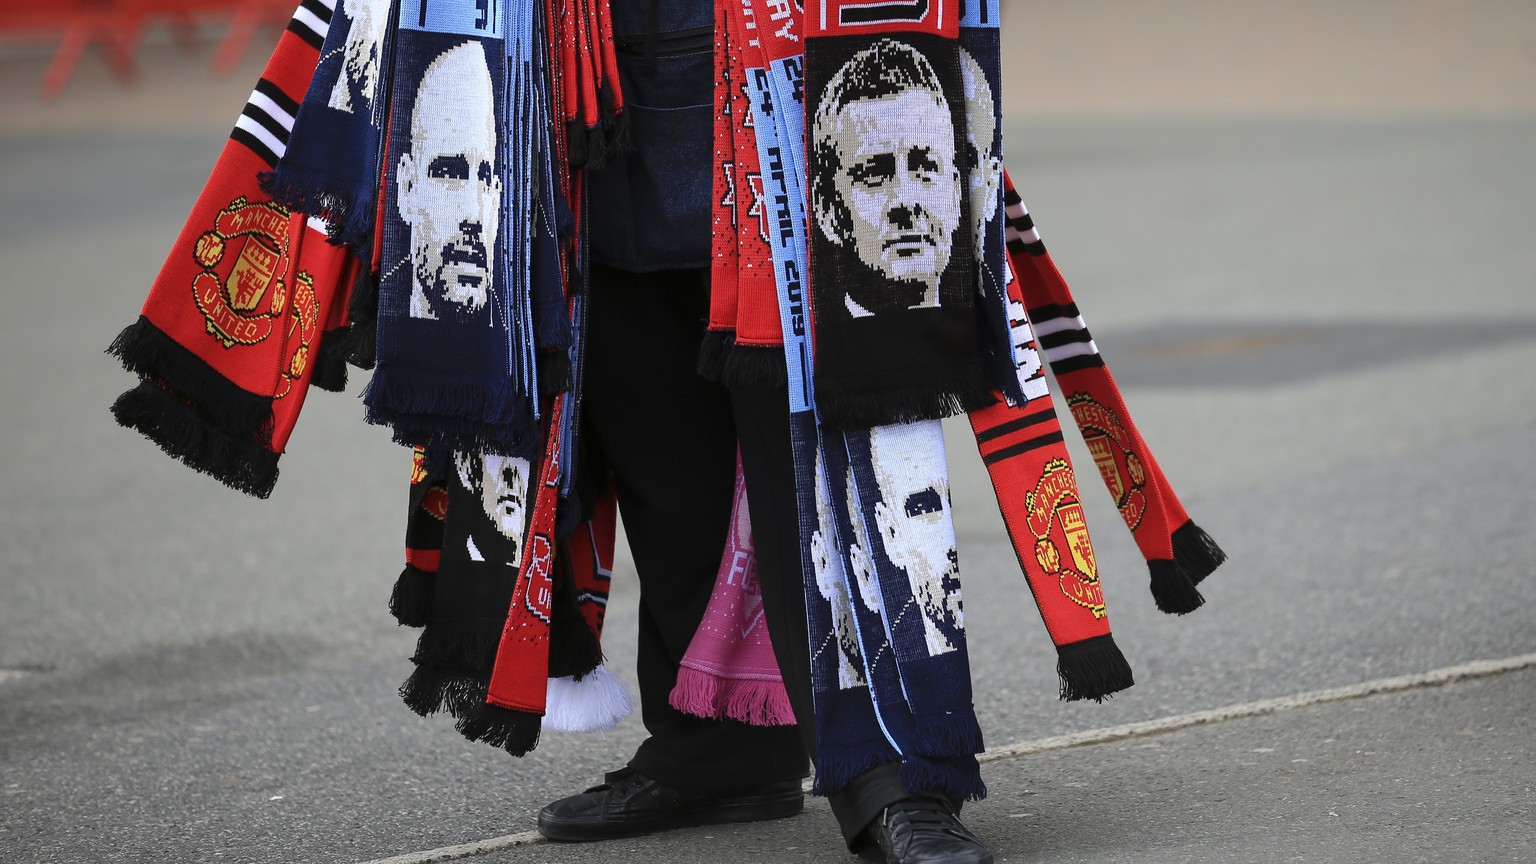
[
  {"x1": 111, "y1": 379, "x2": 279, "y2": 499},
  {"x1": 898, "y1": 756, "x2": 988, "y2": 803},
  {"x1": 409, "y1": 621, "x2": 501, "y2": 672},
  {"x1": 547, "y1": 612, "x2": 602, "y2": 681},
  {"x1": 107, "y1": 316, "x2": 275, "y2": 439},
  {"x1": 598, "y1": 82, "x2": 631, "y2": 154},
  {"x1": 545, "y1": 665, "x2": 633, "y2": 732},
  {"x1": 363, "y1": 368, "x2": 537, "y2": 455},
  {"x1": 815, "y1": 375, "x2": 997, "y2": 431},
  {"x1": 566, "y1": 117, "x2": 590, "y2": 168},
  {"x1": 696, "y1": 329, "x2": 735, "y2": 383},
  {"x1": 346, "y1": 266, "x2": 379, "y2": 369},
  {"x1": 719, "y1": 344, "x2": 788, "y2": 390},
  {"x1": 311, "y1": 326, "x2": 352, "y2": 393},
  {"x1": 1148, "y1": 559, "x2": 1205, "y2": 615},
  {"x1": 811, "y1": 745, "x2": 899, "y2": 797},
  {"x1": 387, "y1": 564, "x2": 435, "y2": 628},
  {"x1": 539, "y1": 351, "x2": 574, "y2": 397},
  {"x1": 910, "y1": 711, "x2": 986, "y2": 760},
  {"x1": 669, "y1": 667, "x2": 797, "y2": 726},
  {"x1": 456, "y1": 699, "x2": 543, "y2": 756},
  {"x1": 1172, "y1": 519, "x2": 1226, "y2": 585},
  {"x1": 256, "y1": 169, "x2": 374, "y2": 250},
  {"x1": 399, "y1": 667, "x2": 541, "y2": 756},
  {"x1": 1056, "y1": 634, "x2": 1135, "y2": 702}
]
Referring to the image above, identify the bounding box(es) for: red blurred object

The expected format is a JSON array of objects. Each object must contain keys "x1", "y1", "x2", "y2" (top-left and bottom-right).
[{"x1": 0, "y1": 0, "x2": 300, "y2": 98}]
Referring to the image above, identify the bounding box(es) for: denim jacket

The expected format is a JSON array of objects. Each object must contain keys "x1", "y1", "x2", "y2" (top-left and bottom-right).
[{"x1": 586, "y1": 0, "x2": 714, "y2": 272}]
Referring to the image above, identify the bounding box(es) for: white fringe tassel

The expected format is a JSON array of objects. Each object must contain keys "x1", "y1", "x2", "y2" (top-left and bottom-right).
[{"x1": 544, "y1": 665, "x2": 634, "y2": 733}]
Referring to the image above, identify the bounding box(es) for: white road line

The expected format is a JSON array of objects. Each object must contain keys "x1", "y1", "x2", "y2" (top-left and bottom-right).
[
  {"x1": 979, "y1": 652, "x2": 1536, "y2": 763},
  {"x1": 357, "y1": 652, "x2": 1536, "y2": 864},
  {"x1": 0, "y1": 670, "x2": 31, "y2": 684}
]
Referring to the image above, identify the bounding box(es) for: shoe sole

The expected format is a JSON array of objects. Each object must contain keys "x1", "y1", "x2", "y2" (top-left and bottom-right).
[{"x1": 537, "y1": 789, "x2": 805, "y2": 842}]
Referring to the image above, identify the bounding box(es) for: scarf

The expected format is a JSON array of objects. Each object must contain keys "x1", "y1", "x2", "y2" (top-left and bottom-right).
[
  {"x1": 106, "y1": 1, "x2": 354, "y2": 499},
  {"x1": 363, "y1": 0, "x2": 543, "y2": 456},
  {"x1": 802, "y1": 0, "x2": 997, "y2": 430},
  {"x1": 669, "y1": 453, "x2": 796, "y2": 727},
  {"x1": 260, "y1": 0, "x2": 395, "y2": 250},
  {"x1": 1002, "y1": 174, "x2": 1227, "y2": 612},
  {"x1": 722, "y1": 0, "x2": 986, "y2": 799}
]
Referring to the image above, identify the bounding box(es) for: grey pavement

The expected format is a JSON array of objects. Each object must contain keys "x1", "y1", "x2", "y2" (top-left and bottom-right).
[{"x1": 3, "y1": 4, "x2": 1535, "y2": 864}]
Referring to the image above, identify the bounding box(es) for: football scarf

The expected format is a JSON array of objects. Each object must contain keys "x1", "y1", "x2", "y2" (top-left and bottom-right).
[
  {"x1": 260, "y1": 0, "x2": 396, "y2": 250},
  {"x1": 732, "y1": 0, "x2": 984, "y2": 799},
  {"x1": 399, "y1": 439, "x2": 544, "y2": 756},
  {"x1": 364, "y1": 0, "x2": 541, "y2": 455},
  {"x1": 803, "y1": 0, "x2": 996, "y2": 430},
  {"x1": 388, "y1": 443, "x2": 450, "y2": 628},
  {"x1": 107, "y1": 3, "x2": 353, "y2": 499},
  {"x1": 670, "y1": 454, "x2": 796, "y2": 727},
  {"x1": 1002, "y1": 174, "x2": 1227, "y2": 612},
  {"x1": 966, "y1": 243, "x2": 1135, "y2": 701}
]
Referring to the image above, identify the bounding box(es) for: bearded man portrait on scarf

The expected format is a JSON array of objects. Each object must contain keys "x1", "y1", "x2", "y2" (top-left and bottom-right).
[{"x1": 105, "y1": 0, "x2": 1226, "y2": 862}]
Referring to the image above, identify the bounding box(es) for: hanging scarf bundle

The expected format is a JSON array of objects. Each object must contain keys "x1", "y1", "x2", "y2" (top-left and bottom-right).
[
  {"x1": 803, "y1": 0, "x2": 997, "y2": 429},
  {"x1": 727, "y1": 0, "x2": 988, "y2": 799},
  {"x1": 363, "y1": 1, "x2": 545, "y2": 456},
  {"x1": 669, "y1": 454, "x2": 796, "y2": 726},
  {"x1": 1001, "y1": 174, "x2": 1226, "y2": 612},
  {"x1": 106, "y1": 2, "x2": 357, "y2": 499}
]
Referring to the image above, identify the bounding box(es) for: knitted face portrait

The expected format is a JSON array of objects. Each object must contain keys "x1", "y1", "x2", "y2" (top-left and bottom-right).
[
  {"x1": 868, "y1": 423, "x2": 963, "y2": 656},
  {"x1": 958, "y1": 46, "x2": 1001, "y2": 262},
  {"x1": 811, "y1": 452, "x2": 867, "y2": 690},
  {"x1": 396, "y1": 41, "x2": 502, "y2": 323},
  {"x1": 455, "y1": 451, "x2": 531, "y2": 552},
  {"x1": 812, "y1": 38, "x2": 963, "y2": 316},
  {"x1": 327, "y1": 0, "x2": 391, "y2": 121}
]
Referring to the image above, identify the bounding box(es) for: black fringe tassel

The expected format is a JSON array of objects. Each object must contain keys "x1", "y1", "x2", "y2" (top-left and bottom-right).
[
  {"x1": 346, "y1": 266, "x2": 379, "y2": 369},
  {"x1": 538, "y1": 351, "x2": 573, "y2": 397},
  {"x1": 1056, "y1": 633, "x2": 1135, "y2": 702},
  {"x1": 695, "y1": 329, "x2": 735, "y2": 383},
  {"x1": 106, "y1": 316, "x2": 274, "y2": 438},
  {"x1": 899, "y1": 756, "x2": 988, "y2": 803},
  {"x1": 1171, "y1": 520, "x2": 1227, "y2": 585},
  {"x1": 547, "y1": 545, "x2": 602, "y2": 680},
  {"x1": 110, "y1": 380, "x2": 280, "y2": 499},
  {"x1": 719, "y1": 344, "x2": 789, "y2": 390},
  {"x1": 815, "y1": 374, "x2": 998, "y2": 431},
  {"x1": 311, "y1": 326, "x2": 352, "y2": 392},
  {"x1": 387, "y1": 564, "x2": 435, "y2": 628},
  {"x1": 397, "y1": 667, "x2": 542, "y2": 756},
  {"x1": 1148, "y1": 558, "x2": 1205, "y2": 615},
  {"x1": 566, "y1": 118, "x2": 589, "y2": 168}
]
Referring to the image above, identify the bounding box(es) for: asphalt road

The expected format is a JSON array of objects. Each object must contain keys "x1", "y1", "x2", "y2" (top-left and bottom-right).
[{"x1": 2, "y1": 7, "x2": 1534, "y2": 863}]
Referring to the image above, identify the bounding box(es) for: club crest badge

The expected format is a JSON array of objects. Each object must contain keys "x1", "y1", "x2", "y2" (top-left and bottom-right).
[
  {"x1": 192, "y1": 197, "x2": 320, "y2": 400},
  {"x1": 192, "y1": 197, "x2": 292, "y2": 348},
  {"x1": 1067, "y1": 393, "x2": 1147, "y2": 532},
  {"x1": 1025, "y1": 458, "x2": 1105, "y2": 619}
]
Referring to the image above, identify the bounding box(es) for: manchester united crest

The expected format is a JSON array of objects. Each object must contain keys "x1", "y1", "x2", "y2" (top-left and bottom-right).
[
  {"x1": 1025, "y1": 458, "x2": 1105, "y2": 619},
  {"x1": 192, "y1": 197, "x2": 321, "y2": 401},
  {"x1": 1067, "y1": 393, "x2": 1147, "y2": 532},
  {"x1": 192, "y1": 197, "x2": 292, "y2": 348}
]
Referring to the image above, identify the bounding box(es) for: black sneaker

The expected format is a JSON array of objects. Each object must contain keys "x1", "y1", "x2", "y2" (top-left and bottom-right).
[
  {"x1": 536, "y1": 767, "x2": 804, "y2": 842},
  {"x1": 865, "y1": 797, "x2": 993, "y2": 864}
]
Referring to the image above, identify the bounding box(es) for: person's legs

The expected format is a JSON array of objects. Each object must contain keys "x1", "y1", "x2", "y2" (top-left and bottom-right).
[{"x1": 539, "y1": 265, "x2": 806, "y2": 842}]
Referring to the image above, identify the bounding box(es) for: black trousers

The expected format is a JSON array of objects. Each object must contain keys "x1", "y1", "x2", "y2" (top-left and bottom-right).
[{"x1": 581, "y1": 265, "x2": 908, "y2": 845}]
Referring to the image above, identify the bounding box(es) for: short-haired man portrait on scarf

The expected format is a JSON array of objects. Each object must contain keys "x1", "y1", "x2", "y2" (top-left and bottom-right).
[
  {"x1": 395, "y1": 41, "x2": 501, "y2": 324},
  {"x1": 811, "y1": 38, "x2": 968, "y2": 319}
]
